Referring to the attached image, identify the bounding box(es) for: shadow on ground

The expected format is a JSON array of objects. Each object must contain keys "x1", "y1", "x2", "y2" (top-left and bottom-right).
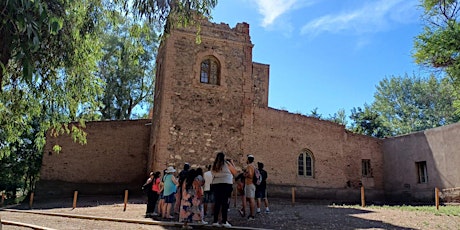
[{"x1": 5, "y1": 196, "x2": 416, "y2": 230}]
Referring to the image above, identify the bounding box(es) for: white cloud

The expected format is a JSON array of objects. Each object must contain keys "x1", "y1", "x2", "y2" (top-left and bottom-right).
[
  {"x1": 253, "y1": 0, "x2": 299, "y2": 27},
  {"x1": 300, "y1": 0, "x2": 419, "y2": 36}
]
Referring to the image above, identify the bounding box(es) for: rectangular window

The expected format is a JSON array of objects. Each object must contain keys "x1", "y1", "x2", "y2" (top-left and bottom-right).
[
  {"x1": 362, "y1": 159, "x2": 372, "y2": 177},
  {"x1": 416, "y1": 161, "x2": 428, "y2": 183}
]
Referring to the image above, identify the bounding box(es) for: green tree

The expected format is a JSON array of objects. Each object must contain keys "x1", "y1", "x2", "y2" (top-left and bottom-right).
[
  {"x1": 97, "y1": 13, "x2": 157, "y2": 120},
  {"x1": 0, "y1": 0, "x2": 218, "y2": 158},
  {"x1": 0, "y1": 120, "x2": 43, "y2": 198},
  {"x1": 351, "y1": 74, "x2": 459, "y2": 137},
  {"x1": 413, "y1": 0, "x2": 460, "y2": 111},
  {"x1": 349, "y1": 104, "x2": 389, "y2": 138},
  {"x1": 327, "y1": 108, "x2": 348, "y2": 126},
  {"x1": 308, "y1": 107, "x2": 322, "y2": 119},
  {"x1": 1, "y1": 0, "x2": 103, "y2": 158}
]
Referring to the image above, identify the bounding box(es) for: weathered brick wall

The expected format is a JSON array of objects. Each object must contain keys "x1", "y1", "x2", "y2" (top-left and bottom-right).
[
  {"x1": 252, "y1": 62, "x2": 269, "y2": 108},
  {"x1": 149, "y1": 43, "x2": 168, "y2": 172},
  {"x1": 244, "y1": 107, "x2": 384, "y2": 201},
  {"x1": 37, "y1": 120, "x2": 151, "y2": 197},
  {"x1": 149, "y1": 22, "x2": 254, "y2": 172},
  {"x1": 149, "y1": 20, "x2": 384, "y2": 201}
]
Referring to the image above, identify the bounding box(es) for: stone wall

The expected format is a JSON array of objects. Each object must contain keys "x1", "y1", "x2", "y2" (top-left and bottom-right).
[
  {"x1": 35, "y1": 19, "x2": 460, "y2": 204},
  {"x1": 37, "y1": 119, "x2": 151, "y2": 198},
  {"x1": 149, "y1": 22, "x2": 255, "y2": 172},
  {"x1": 252, "y1": 62, "x2": 269, "y2": 108}
]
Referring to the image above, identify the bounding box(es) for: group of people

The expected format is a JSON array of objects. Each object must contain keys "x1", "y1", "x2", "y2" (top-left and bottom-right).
[
  {"x1": 141, "y1": 166, "x2": 179, "y2": 219},
  {"x1": 141, "y1": 152, "x2": 270, "y2": 228}
]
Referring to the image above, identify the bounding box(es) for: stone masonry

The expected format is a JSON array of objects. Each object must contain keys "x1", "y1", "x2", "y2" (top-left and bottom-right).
[
  {"x1": 148, "y1": 20, "x2": 383, "y2": 201},
  {"x1": 37, "y1": 19, "x2": 460, "y2": 203}
]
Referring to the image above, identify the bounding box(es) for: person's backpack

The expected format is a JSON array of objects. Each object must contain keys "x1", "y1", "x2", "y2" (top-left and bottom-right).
[{"x1": 252, "y1": 165, "x2": 262, "y2": 186}]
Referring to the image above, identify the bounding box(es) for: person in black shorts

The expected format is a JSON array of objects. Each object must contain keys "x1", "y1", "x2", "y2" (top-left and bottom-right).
[{"x1": 255, "y1": 162, "x2": 270, "y2": 214}]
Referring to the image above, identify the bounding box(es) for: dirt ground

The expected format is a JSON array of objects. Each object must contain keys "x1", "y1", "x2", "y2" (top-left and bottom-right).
[{"x1": 1, "y1": 196, "x2": 459, "y2": 230}]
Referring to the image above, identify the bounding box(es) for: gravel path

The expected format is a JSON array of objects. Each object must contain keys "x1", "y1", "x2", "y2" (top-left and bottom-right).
[{"x1": 1, "y1": 196, "x2": 459, "y2": 230}]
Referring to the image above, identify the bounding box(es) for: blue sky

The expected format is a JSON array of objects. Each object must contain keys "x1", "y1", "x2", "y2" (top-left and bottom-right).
[{"x1": 211, "y1": 0, "x2": 426, "y2": 119}]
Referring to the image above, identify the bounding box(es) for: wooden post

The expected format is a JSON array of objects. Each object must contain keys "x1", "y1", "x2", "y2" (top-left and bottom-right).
[
  {"x1": 72, "y1": 191, "x2": 78, "y2": 209},
  {"x1": 1, "y1": 192, "x2": 4, "y2": 206},
  {"x1": 435, "y1": 187, "x2": 440, "y2": 210},
  {"x1": 291, "y1": 187, "x2": 295, "y2": 206},
  {"x1": 123, "y1": 190, "x2": 128, "y2": 211},
  {"x1": 361, "y1": 186, "x2": 365, "y2": 207},
  {"x1": 233, "y1": 185, "x2": 237, "y2": 208},
  {"x1": 29, "y1": 192, "x2": 34, "y2": 208}
]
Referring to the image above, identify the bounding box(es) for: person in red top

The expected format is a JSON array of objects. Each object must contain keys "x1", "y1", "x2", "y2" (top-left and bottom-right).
[{"x1": 151, "y1": 171, "x2": 162, "y2": 216}]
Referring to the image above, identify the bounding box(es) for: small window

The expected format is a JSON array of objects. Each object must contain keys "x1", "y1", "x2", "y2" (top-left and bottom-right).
[
  {"x1": 200, "y1": 57, "x2": 220, "y2": 85},
  {"x1": 362, "y1": 159, "x2": 372, "y2": 177},
  {"x1": 298, "y1": 150, "x2": 314, "y2": 177},
  {"x1": 416, "y1": 161, "x2": 428, "y2": 183}
]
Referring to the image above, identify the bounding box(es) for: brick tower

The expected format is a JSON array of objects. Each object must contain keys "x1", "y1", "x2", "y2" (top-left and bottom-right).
[{"x1": 149, "y1": 19, "x2": 269, "y2": 171}]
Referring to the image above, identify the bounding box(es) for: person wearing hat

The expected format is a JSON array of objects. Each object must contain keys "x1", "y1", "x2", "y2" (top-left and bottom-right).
[
  {"x1": 161, "y1": 166, "x2": 179, "y2": 219},
  {"x1": 243, "y1": 154, "x2": 256, "y2": 220}
]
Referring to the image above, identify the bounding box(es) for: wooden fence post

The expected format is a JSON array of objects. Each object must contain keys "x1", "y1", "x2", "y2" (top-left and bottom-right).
[
  {"x1": 291, "y1": 187, "x2": 296, "y2": 206},
  {"x1": 72, "y1": 191, "x2": 78, "y2": 209},
  {"x1": 435, "y1": 187, "x2": 440, "y2": 210},
  {"x1": 29, "y1": 192, "x2": 34, "y2": 208},
  {"x1": 361, "y1": 186, "x2": 365, "y2": 207},
  {"x1": 123, "y1": 190, "x2": 129, "y2": 211},
  {"x1": 1, "y1": 192, "x2": 4, "y2": 206}
]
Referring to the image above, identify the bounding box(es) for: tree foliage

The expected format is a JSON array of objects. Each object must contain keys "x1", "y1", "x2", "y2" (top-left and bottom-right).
[
  {"x1": 350, "y1": 74, "x2": 459, "y2": 137},
  {"x1": 414, "y1": 0, "x2": 460, "y2": 112},
  {"x1": 97, "y1": 13, "x2": 157, "y2": 120},
  {"x1": 1, "y1": 0, "x2": 103, "y2": 158},
  {"x1": 308, "y1": 107, "x2": 322, "y2": 119},
  {"x1": 326, "y1": 108, "x2": 348, "y2": 126},
  {"x1": 116, "y1": 0, "x2": 217, "y2": 34},
  {"x1": 0, "y1": 120, "x2": 42, "y2": 198},
  {"x1": 1, "y1": 0, "x2": 217, "y2": 198},
  {"x1": 0, "y1": 0, "x2": 218, "y2": 159},
  {"x1": 349, "y1": 104, "x2": 390, "y2": 138}
]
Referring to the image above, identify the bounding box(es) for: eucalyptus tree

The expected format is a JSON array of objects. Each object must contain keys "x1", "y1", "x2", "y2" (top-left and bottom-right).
[
  {"x1": 0, "y1": 0, "x2": 218, "y2": 158},
  {"x1": 1, "y1": 0, "x2": 104, "y2": 158}
]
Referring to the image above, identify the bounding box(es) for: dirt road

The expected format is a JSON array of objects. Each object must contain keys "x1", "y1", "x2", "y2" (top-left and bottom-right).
[{"x1": 0, "y1": 197, "x2": 459, "y2": 229}]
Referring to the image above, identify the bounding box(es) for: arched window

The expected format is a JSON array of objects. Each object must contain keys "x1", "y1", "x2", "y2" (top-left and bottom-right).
[
  {"x1": 298, "y1": 149, "x2": 314, "y2": 177},
  {"x1": 200, "y1": 56, "x2": 220, "y2": 85}
]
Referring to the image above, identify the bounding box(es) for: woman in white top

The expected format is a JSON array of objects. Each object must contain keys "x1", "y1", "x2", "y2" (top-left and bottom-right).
[{"x1": 211, "y1": 152, "x2": 237, "y2": 227}]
